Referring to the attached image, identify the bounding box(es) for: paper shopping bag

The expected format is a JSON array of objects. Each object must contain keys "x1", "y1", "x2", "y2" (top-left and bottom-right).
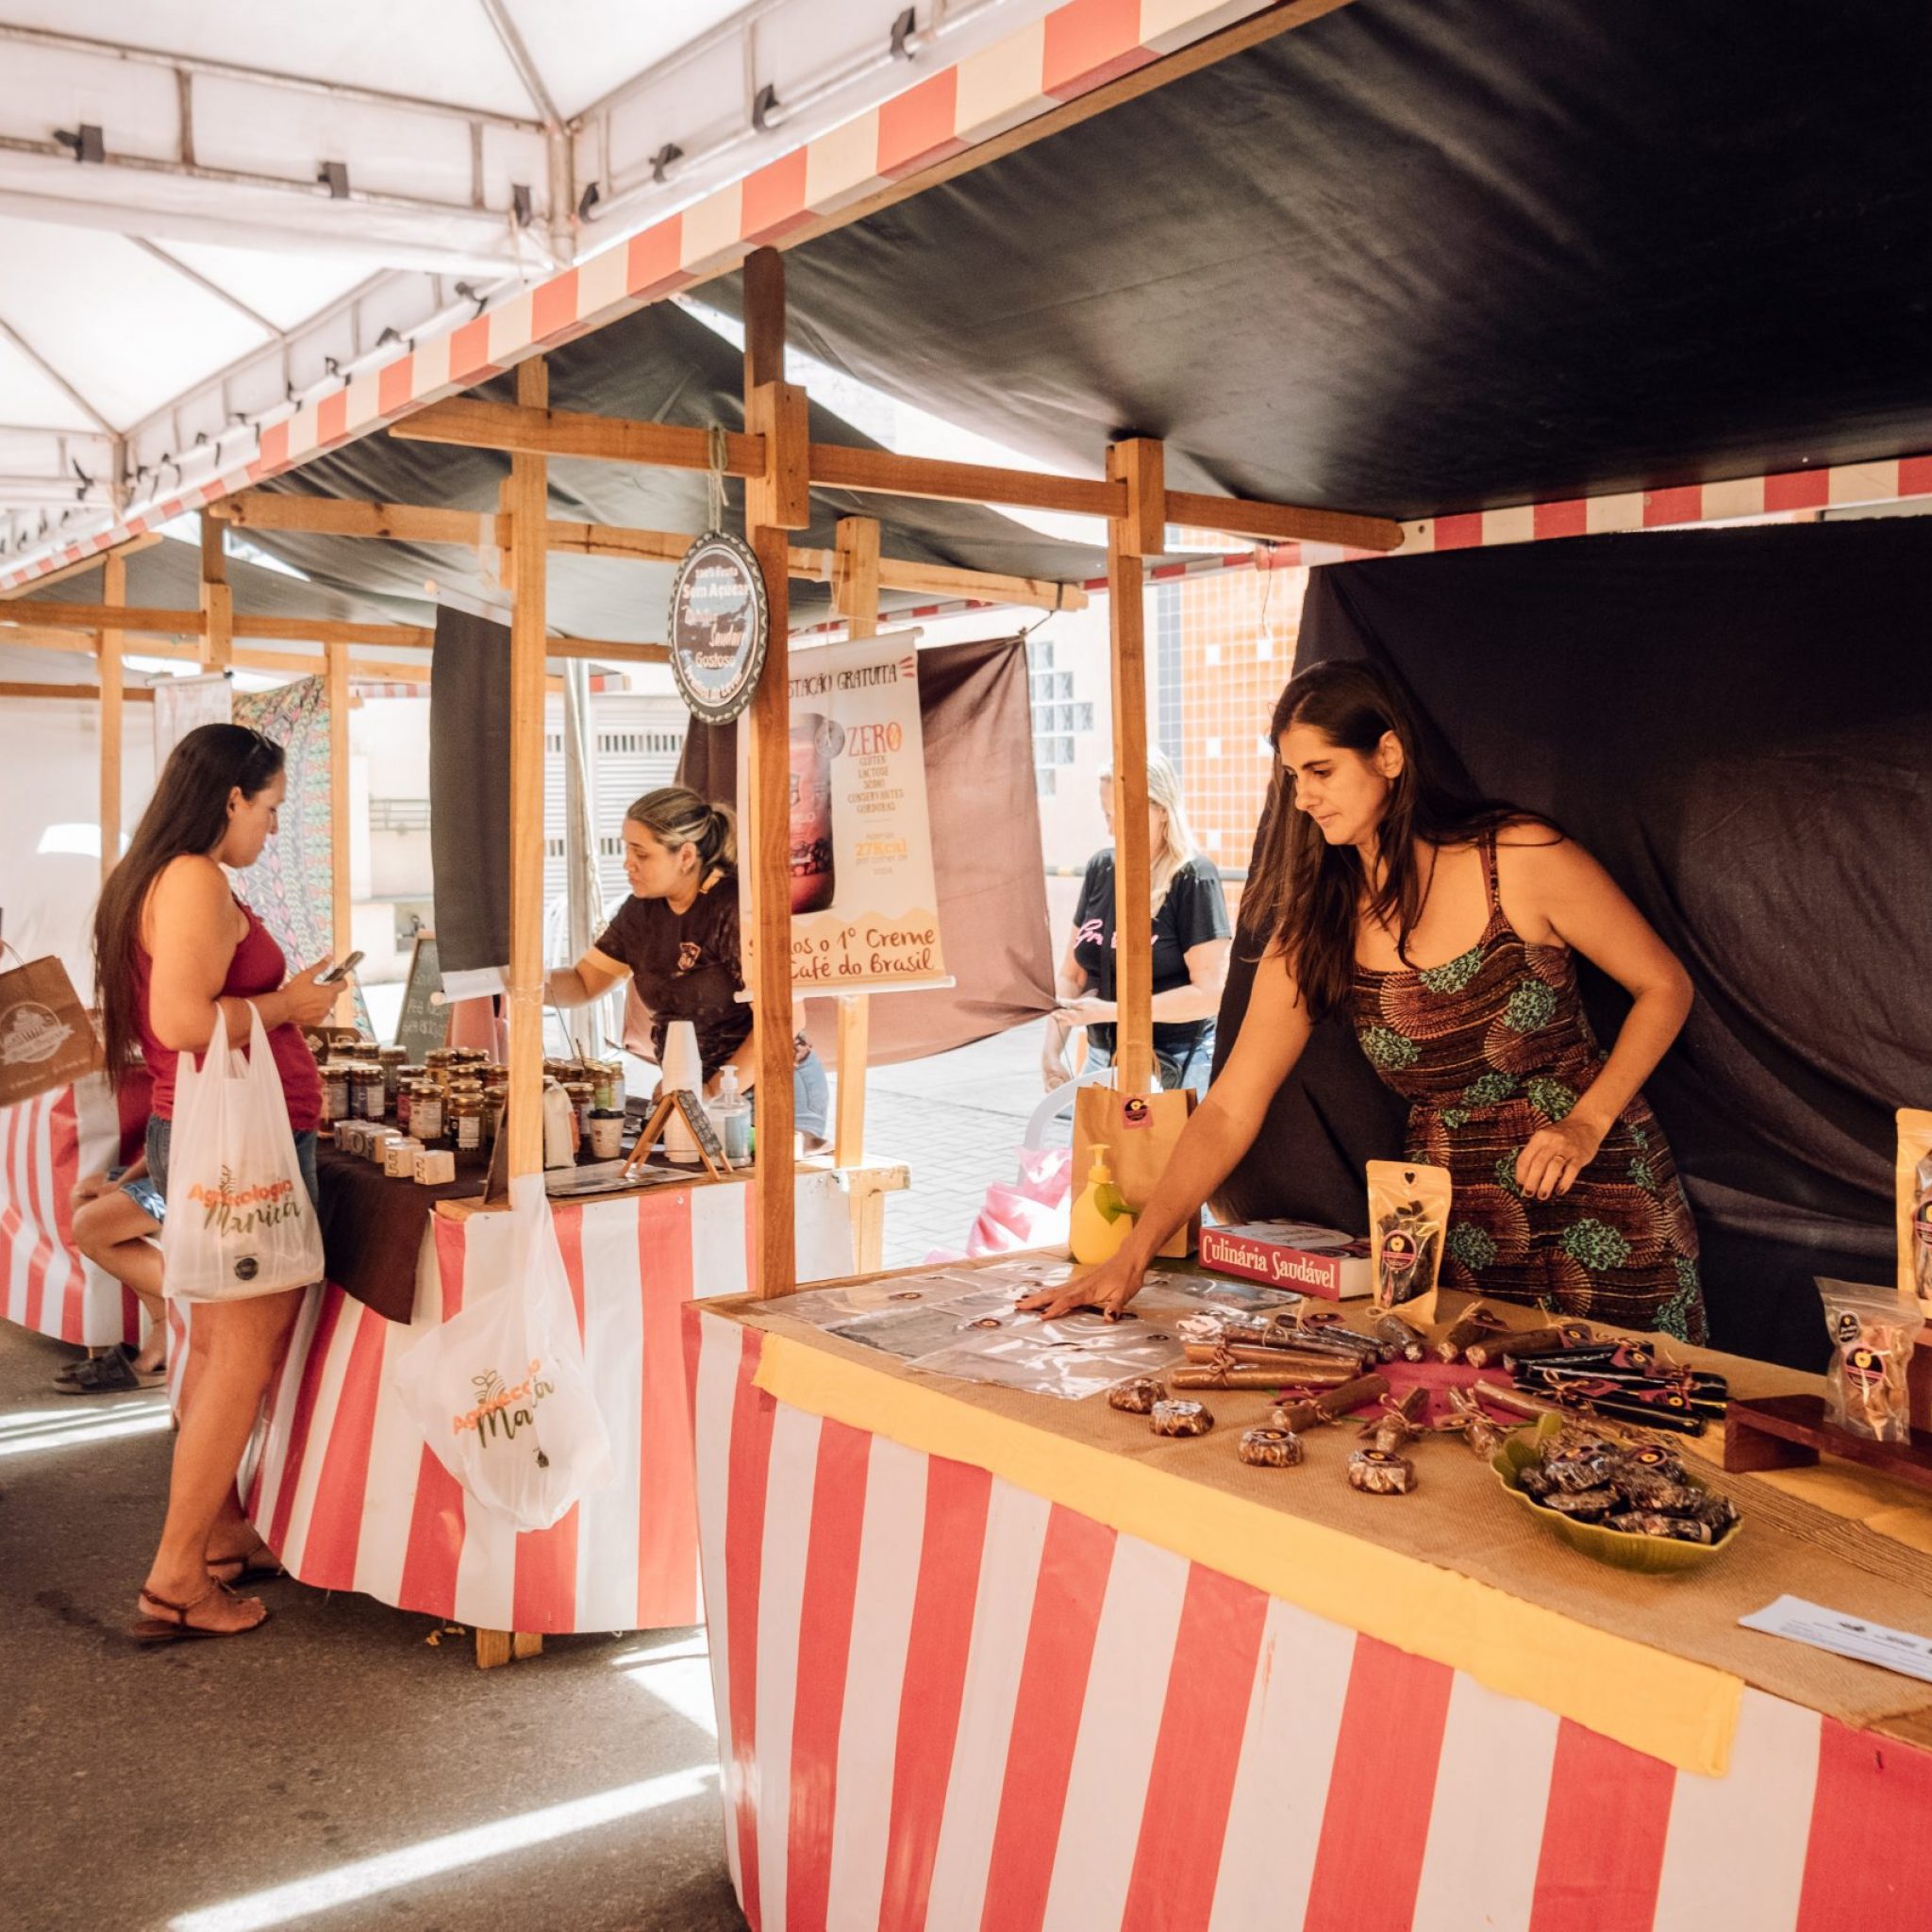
[
  {"x1": 0, "y1": 952, "x2": 103, "y2": 1108},
  {"x1": 1074, "y1": 1080, "x2": 1197, "y2": 1257}
]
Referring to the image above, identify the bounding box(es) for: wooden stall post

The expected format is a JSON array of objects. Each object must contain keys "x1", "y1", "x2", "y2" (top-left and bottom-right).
[
  {"x1": 480, "y1": 353, "x2": 552, "y2": 1668},
  {"x1": 199, "y1": 513, "x2": 233, "y2": 671},
  {"x1": 97, "y1": 552, "x2": 125, "y2": 884},
  {"x1": 830, "y1": 515, "x2": 881, "y2": 1168},
  {"x1": 741, "y1": 247, "x2": 811, "y2": 1297},
  {"x1": 325, "y1": 640, "x2": 353, "y2": 1024},
  {"x1": 1107, "y1": 439, "x2": 1166, "y2": 1095}
]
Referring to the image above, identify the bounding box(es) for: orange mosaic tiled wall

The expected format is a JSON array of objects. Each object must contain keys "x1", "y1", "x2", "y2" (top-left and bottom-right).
[{"x1": 1158, "y1": 560, "x2": 1307, "y2": 877}]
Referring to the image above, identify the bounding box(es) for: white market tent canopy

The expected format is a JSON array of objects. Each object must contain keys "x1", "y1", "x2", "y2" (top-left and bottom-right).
[{"x1": 0, "y1": 0, "x2": 1101, "y2": 568}]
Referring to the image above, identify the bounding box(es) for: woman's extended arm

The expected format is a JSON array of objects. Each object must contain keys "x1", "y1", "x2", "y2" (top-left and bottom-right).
[
  {"x1": 1020, "y1": 949, "x2": 1314, "y2": 1317},
  {"x1": 546, "y1": 948, "x2": 631, "y2": 1008},
  {"x1": 1055, "y1": 936, "x2": 1231, "y2": 1029},
  {"x1": 1501, "y1": 835, "x2": 1695, "y2": 1200},
  {"x1": 145, "y1": 857, "x2": 333, "y2": 1049},
  {"x1": 1041, "y1": 935, "x2": 1091, "y2": 1088}
]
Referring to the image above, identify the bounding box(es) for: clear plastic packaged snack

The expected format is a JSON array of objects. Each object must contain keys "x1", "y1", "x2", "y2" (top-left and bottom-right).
[{"x1": 1818, "y1": 1277, "x2": 1922, "y2": 1443}]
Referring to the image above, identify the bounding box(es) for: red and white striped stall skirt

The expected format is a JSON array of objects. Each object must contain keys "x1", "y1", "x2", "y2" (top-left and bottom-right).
[
  {"x1": 688, "y1": 1309, "x2": 1932, "y2": 1932},
  {"x1": 234, "y1": 1183, "x2": 756, "y2": 1634},
  {"x1": 1, "y1": 1074, "x2": 149, "y2": 1346}
]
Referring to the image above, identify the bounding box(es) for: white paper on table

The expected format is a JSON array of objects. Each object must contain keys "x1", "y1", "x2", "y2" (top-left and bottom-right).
[{"x1": 1739, "y1": 1594, "x2": 1932, "y2": 1684}]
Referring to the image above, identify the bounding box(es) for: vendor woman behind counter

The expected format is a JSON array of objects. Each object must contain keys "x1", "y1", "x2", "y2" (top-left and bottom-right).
[{"x1": 546, "y1": 788, "x2": 830, "y2": 1153}]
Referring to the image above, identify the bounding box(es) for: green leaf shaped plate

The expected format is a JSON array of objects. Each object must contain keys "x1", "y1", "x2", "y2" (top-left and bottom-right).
[{"x1": 1491, "y1": 1413, "x2": 1741, "y2": 1574}]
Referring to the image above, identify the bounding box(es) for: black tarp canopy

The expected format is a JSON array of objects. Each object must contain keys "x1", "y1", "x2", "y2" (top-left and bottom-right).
[{"x1": 724, "y1": 0, "x2": 1932, "y2": 521}]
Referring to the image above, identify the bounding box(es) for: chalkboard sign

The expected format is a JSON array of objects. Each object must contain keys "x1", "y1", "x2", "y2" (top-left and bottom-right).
[{"x1": 394, "y1": 931, "x2": 451, "y2": 1063}]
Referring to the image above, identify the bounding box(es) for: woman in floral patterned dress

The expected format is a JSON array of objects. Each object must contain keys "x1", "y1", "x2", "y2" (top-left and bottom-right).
[{"x1": 1022, "y1": 660, "x2": 1706, "y2": 1342}]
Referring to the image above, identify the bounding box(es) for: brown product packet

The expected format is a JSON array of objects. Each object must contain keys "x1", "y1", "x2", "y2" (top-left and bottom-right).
[
  {"x1": 1897, "y1": 1107, "x2": 1932, "y2": 1319},
  {"x1": 1366, "y1": 1158, "x2": 1453, "y2": 1309}
]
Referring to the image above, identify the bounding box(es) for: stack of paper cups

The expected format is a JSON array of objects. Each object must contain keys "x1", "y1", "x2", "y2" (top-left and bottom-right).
[{"x1": 660, "y1": 1019, "x2": 703, "y2": 1165}]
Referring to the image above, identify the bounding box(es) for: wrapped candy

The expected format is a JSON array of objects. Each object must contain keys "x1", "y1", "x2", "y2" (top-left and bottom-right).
[
  {"x1": 1108, "y1": 1376, "x2": 1167, "y2": 1414},
  {"x1": 1151, "y1": 1398, "x2": 1214, "y2": 1438},
  {"x1": 1238, "y1": 1426, "x2": 1305, "y2": 1469},
  {"x1": 1348, "y1": 1447, "x2": 1417, "y2": 1494}
]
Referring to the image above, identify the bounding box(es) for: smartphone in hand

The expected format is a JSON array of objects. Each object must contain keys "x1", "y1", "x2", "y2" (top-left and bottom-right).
[{"x1": 318, "y1": 951, "x2": 365, "y2": 986}]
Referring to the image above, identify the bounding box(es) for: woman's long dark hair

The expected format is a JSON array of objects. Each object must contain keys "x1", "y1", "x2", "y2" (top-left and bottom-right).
[
  {"x1": 1244, "y1": 661, "x2": 1549, "y2": 1020},
  {"x1": 93, "y1": 724, "x2": 285, "y2": 1081}
]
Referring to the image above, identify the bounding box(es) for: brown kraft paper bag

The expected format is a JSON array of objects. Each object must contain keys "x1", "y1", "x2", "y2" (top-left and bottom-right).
[
  {"x1": 1074, "y1": 1083, "x2": 1197, "y2": 1258},
  {"x1": 0, "y1": 952, "x2": 104, "y2": 1108}
]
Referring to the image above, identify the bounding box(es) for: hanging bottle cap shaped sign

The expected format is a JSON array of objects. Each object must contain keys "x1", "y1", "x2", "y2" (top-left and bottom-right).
[{"x1": 668, "y1": 527, "x2": 770, "y2": 724}]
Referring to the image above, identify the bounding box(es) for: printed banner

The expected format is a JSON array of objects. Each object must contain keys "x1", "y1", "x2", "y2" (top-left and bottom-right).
[
  {"x1": 152, "y1": 673, "x2": 231, "y2": 767},
  {"x1": 233, "y1": 677, "x2": 373, "y2": 1035},
  {"x1": 786, "y1": 631, "x2": 947, "y2": 991}
]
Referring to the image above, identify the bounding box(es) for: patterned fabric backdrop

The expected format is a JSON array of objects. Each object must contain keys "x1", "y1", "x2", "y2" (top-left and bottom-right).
[{"x1": 233, "y1": 677, "x2": 371, "y2": 1035}]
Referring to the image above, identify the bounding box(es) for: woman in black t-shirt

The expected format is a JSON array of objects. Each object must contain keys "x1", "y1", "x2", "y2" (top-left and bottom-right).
[
  {"x1": 1041, "y1": 753, "x2": 1232, "y2": 1097},
  {"x1": 546, "y1": 788, "x2": 830, "y2": 1148}
]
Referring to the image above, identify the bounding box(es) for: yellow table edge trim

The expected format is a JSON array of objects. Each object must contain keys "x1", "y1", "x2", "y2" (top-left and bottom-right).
[{"x1": 751, "y1": 1324, "x2": 1741, "y2": 1777}]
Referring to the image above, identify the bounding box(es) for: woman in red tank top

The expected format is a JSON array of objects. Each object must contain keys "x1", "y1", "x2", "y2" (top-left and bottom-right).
[{"x1": 93, "y1": 724, "x2": 339, "y2": 1641}]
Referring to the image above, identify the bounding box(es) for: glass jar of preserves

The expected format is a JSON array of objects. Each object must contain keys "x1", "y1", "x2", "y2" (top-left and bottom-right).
[
  {"x1": 410, "y1": 1081, "x2": 444, "y2": 1142},
  {"x1": 350, "y1": 1063, "x2": 387, "y2": 1121},
  {"x1": 378, "y1": 1046, "x2": 408, "y2": 1108},
  {"x1": 482, "y1": 1082, "x2": 508, "y2": 1145},
  {"x1": 563, "y1": 1080, "x2": 595, "y2": 1141},
  {"x1": 321, "y1": 1061, "x2": 351, "y2": 1127},
  {"x1": 448, "y1": 1088, "x2": 485, "y2": 1154}
]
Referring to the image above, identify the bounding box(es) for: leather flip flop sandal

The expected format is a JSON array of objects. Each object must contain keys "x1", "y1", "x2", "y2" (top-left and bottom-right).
[
  {"x1": 206, "y1": 1544, "x2": 285, "y2": 1587},
  {"x1": 130, "y1": 1584, "x2": 268, "y2": 1645}
]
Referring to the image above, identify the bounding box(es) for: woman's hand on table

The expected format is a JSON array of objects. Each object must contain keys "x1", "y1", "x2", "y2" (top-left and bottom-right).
[
  {"x1": 1514, "y1": 1114, "x2": 1608, "y2": 1200},
  {"x1": 1018, "y1": 1246, "x2": 1148, "y2": 1321}
]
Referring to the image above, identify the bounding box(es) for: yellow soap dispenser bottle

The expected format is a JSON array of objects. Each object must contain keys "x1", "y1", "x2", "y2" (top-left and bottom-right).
[{"x1": 1070, "y1": 1142, "x2": 1136, "y2": 1266}]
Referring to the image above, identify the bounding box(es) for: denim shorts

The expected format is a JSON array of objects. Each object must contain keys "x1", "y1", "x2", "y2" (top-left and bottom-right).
[
  {"x1": 741, "y1": 1051, "x2": 830, "y2": 1141},
  {"x1": 145, "y1": 1116, "x2": 322, "y2": 1211}
]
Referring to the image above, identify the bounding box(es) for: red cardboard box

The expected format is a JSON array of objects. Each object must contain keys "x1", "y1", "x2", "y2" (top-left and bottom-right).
[{"x1": 1198, "y1": 1221, "x2": 1373, "y2": 1300}]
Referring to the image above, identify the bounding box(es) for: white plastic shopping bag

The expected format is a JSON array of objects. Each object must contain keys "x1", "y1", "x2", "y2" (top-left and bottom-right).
[
  {"x1": 394, "y1": 1185, "x2": 613, "y2": 1533},
  {"x1": 161, "y1": 1004, "x2": 325, "y2": 1300}
]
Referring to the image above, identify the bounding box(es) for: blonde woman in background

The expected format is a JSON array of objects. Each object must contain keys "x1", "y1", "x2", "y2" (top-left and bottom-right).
[{"x1": 1041, "y1": 751, "x2": 1232, "y2": 1098}]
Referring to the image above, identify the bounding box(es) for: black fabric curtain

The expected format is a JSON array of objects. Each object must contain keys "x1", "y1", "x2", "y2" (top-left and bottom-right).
[
  {"x1": 428, "y1": 605, "x2": 512, "y2": 978},
  {"x1": 1214, "y1": 516, "x2": 1932, "y2": 1369}
]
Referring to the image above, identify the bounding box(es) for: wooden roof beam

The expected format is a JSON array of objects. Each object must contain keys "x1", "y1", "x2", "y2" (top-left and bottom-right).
[
  {"x1": 211, "y1": 488, "x2": 1091, "y2": 610},
  {"x1": 386, "y1": 399, "x2": 1402, "y2": 553},
  {"x1": 389, "y1": 398, "x2": 764, "y2": 476}
]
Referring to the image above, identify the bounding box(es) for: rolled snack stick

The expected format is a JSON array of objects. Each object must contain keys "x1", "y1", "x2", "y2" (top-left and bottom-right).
[
  {"x1": 1435, "y1": 1302, "x2": 1508, "y2": 1363},
  {"x1": 1173, "y1": 1358, "x2": 1360, "y2": 1390},
  {"x1": 1479, "y1": 1382, "x2": 1566, "y2": 1422},
  {"x1": 1270, "y1": 1371, "x2": 1391, "y2": 1433},
  {"x1": 1466, "y1": 1322, "x2": 1593, "y2": 1369},
  {"x1": 1374, "y1": 1312, "x2": 1428, "y2": 1362},
  {"x1": 1183, "y1": 1340, "x2": 1371, "y2": 1374}
]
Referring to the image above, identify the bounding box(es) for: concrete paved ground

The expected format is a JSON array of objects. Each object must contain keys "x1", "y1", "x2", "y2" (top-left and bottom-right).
[
  {"x1": 856, "y1": 1023, "x2": 1071, "y2": 1269},
  {"x1": 2, "y1": 1026, "x2": 1055, "y2": 1931},
  {"x1": 1, "y1": 1323, "x2": 742, "y2": 1932}
]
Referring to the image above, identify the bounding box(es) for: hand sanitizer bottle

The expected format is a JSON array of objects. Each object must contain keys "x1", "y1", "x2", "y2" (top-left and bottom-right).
[{"x1": 712, "y1": 1066, "x2": 752, "y2": 1166}]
